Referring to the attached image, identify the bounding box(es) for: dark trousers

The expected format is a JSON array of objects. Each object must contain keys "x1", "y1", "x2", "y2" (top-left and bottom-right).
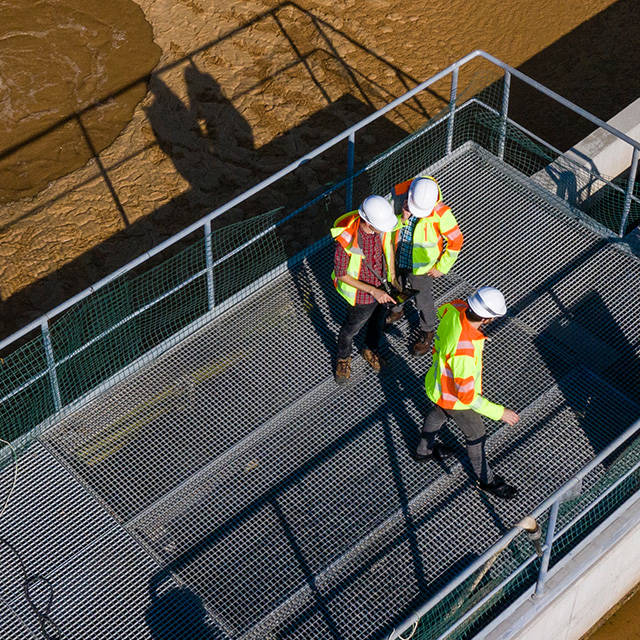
[
  {"x1": 391, "y1": 272, "x2": 437, "y2": 332},
  {"x1": 337, "y1": 302, "x2": 386, "y2": 359},
  {"x1": 418, "y1": 404, "x2": 494, "y2": 484}
]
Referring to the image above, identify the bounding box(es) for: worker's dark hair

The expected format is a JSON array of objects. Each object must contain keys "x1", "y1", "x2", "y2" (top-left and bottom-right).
[{"x1": 465, "y1": 307, "x2": 486, "y2": 323}]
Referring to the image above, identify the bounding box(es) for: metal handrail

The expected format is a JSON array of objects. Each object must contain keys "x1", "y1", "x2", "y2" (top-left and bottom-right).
[
  {"x1": 388, "y1": 414, "x2": 640, "y2": 639},
  {"x1": 3, "y1": 50, "x2": 640, "y2": 638},
  {"x1": 3, "y1": 49, "x2": 638, "y2": 354}
]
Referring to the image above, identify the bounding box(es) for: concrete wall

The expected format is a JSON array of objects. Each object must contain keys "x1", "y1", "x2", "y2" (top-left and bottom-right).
[
  {"x1": 475, "y1": 490, "x2": 640, "y2": 640},
  {"x1": 532, "y1": 97, "x2": 640, "y2": 209}
]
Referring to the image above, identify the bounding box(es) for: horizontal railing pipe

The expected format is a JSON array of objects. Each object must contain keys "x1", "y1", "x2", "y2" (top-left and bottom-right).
[
  {"x1": 475, "y1": 51, "x2": 640, "y2": 152},
  {"x1": 390, "y1": 415, "x2": 640, "y2": 638}
]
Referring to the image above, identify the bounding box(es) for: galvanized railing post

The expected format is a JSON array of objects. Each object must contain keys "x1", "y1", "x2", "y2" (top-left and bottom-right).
[
  {"x1": 41, "y1": 318, "x2": 62, "y2": 412},
  {"x1": 346, "y1": 131, "x2": 355, "y2": 211},
  {"x1": 446, "y1": 66, "x2": 459, "y2": 155},
  {"x1": 498, "y1": 71, "x2": 511, "y2": 160},
  {"x1": 619, "y1": 146, "x2": 638, "y2": 237},
  {"x1": 533, "y1": 498, "x2": 560, "y2": 597},
  {"x1": 204, "y1": 221, "x2": 215, "y2": 309}
]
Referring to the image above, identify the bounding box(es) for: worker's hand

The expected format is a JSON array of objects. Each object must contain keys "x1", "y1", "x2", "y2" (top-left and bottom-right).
[
  {"x1": 501, "y1": 408, "x2": 520, "y2": 426},
  {"x1": 428, "y1": 267, "x2": 443, "y2": 278},
  {"x1": 401, "y1": 202, "x2": 411, "y2": 222},
  {"x1": 391, "y1": 278, "x2": 402, "y2": 291},
  {"x1": 371, "y1": 288, "x2": 396, "y2": 305}
]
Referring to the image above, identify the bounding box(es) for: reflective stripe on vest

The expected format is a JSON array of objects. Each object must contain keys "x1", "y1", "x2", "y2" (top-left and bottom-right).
[
  {"x1": 330, "y1": 211, "x2": 399, "y2": 306},
  {"x1": 425, "y1": 301, "x2": 487, "y2": 411}
]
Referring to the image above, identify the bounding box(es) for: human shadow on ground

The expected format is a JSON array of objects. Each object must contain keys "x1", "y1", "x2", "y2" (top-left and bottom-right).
[
  {"x1": 146, "y1": 576, "x2": 224, "y2": 640},
  {"x1": 534, "y1": 289, "x2": 640, "y2": 461}
]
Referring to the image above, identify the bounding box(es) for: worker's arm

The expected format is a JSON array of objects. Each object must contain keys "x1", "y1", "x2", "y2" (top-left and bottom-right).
[
  {"x1": 434, "y1": 207, "x2": 464, "y2": 275},
  {"x1": 337, "y1": 274, "x2": 396, "y2": 304},
  {"x1": 448, "y1": 354, "x2": 504, "y2": 420}
]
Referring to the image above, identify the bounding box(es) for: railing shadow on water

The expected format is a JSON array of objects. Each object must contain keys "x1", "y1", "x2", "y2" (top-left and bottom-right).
[{"x1": 0, "y1": 0, "x2": 448, "y2": 342}]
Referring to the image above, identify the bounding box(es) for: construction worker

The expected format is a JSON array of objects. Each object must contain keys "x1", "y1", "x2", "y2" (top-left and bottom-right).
[
  {"x1": 386, "y1": 175, "x2": 463, "y2": 356},
  {"x1": 332, "y1": 195, "x2": 399, "y2": 384},
  {"x1": 417, "y1": 286, "x2": 520, "y2": 499}
]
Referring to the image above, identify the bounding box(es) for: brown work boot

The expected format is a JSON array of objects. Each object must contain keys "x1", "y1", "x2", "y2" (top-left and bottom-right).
[
  {"x1": 412, "y1": 330, "x2": 435, "y2": 357},
  {"x1": 362, "y1": 348, "x2": 387, "y2": 372},
  {"x1": 334, "y1": 357, "x2": 351, "y2": 384},
  {"x1": 385, "y1": 308, "x2": 404, "y2": 325}
]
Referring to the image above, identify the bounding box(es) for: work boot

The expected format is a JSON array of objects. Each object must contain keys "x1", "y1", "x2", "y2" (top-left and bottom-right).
[
  {"x1": 414, "y1": 442, "x2": 456, "y2": 462},
  {"x1": 385, "y1": 308, "x2": 404, "y2": 326},
  {"x1": 362, "y1": 348, "x2": 386, "y2": 372},
  {"x1": 334, "y1": 357, "x2": 351, "y2": 384},
  {"x1": 412, "y1": 330, "x2": 435, "y2": 357},
  {"x1": 478, "y1": 474, "x2": 519, "y2": 500}
]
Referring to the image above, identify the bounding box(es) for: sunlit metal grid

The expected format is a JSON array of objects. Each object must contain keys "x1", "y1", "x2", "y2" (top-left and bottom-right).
[
  {"x1": 18, "y1": 143, "x2": 638, "y2": 638},
  {"x1": 0, "y1": 441, "x2": 194, "y2": 640}
]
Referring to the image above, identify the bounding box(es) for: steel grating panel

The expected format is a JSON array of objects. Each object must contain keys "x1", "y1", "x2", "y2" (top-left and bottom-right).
[
  {"x1": 4, "y1": 525, "x2": 201, "y2": 640},
  {"x1": 24, "y1": 144, "x2": 639, "y2": 639},
  {"x1": 39, "y1": 243, "x2": 466, "y2": 525},
  {"x1": 131, "y1": 367, "x2": 638, "y2": 640},
  {"x1": 0, "y1": 596, "x2": 36, "y2": 640},
  {"x1": 0, "y1": 441, "x2": 115, "y2": 603}
]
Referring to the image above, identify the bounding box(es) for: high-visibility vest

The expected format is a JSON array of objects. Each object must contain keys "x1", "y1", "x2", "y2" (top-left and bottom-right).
[
  {"x1": 330, "y1": 211, "x2": 399, "y2": 305},
  {"x1": 425, "y1": 300, "x2": 504, "y2": 420},
  {"x1": 390, "y1": 175, "x2": 463, "y2": 275}
]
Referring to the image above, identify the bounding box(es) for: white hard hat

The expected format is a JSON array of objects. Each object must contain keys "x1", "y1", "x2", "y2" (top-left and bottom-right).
[
  {"x1": 407, "y1": 177, "x2": 439, "y2": 217},
  {"x1": 467, "y1": 286, "x2": 507, "y2": 318},
  {"x1": 359, "y1": 195, "x2": 396, "y2": 232}
]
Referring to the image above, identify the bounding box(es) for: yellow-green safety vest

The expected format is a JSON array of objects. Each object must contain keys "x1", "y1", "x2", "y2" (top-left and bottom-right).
[
  {"x1": 330, "y1": 211, "x2": 400, "y2": 306},
  {"x1": 425, "y1": 300, "x2": 504, "y2": 420}
]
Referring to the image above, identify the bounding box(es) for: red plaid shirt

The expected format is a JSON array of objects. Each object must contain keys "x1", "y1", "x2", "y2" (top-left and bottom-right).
[{"x1": 334, "y1": 229, "x2": 386, "y2": 305}]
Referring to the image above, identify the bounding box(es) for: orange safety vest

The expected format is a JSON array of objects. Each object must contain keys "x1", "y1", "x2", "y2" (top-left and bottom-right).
[
  {"x1": 425, "y1": 300, "x2": 504, "y2": 420},
  {"x1": 330, "y1": 211, "x2": 399, "y2": 305}
]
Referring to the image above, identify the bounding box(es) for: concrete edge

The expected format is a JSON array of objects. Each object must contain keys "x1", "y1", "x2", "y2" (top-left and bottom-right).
[{"x1": 475, "y1": 486, "x2": 640, "y2": 640}]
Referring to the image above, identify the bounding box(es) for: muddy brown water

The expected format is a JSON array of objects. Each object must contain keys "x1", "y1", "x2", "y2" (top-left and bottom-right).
[
  {"x1": 0, "y1": 0, "x2": 160, "y2": 203},
  {"x1": 585, "y1": 584, "x2": 640, "y2": 640}
]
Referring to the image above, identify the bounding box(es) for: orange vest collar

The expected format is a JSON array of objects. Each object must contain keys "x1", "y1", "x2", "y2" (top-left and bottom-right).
[{"x1": 335, "y1": 213, "x2": 361, "y2": 250}]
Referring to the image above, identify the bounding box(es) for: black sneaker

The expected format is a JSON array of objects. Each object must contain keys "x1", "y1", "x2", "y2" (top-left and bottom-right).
[
  {"x1": 413, "y1": 442, "x2": 456, "y2": 462},
  {"x1": 477, "y1": 474, "x2": 519, "y2": 500}
]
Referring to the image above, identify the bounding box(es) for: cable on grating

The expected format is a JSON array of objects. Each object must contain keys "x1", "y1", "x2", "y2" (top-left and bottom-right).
[{"x1": 0, "y1": 437, "x2": 61, "y2": 639}]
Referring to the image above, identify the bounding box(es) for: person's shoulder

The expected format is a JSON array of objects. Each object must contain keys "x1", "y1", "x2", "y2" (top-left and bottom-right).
[{"x1": 433, "y1": 202, "x2": 451, "y2": 217}]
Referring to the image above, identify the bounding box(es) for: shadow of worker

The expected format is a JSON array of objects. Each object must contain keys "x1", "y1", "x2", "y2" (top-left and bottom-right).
[
  {"x1": 146, "y1": 584, "x2": 221, "y2": 640},
  {"x1": 144, "y1": 64, "x2": 255, "y2": 203}
]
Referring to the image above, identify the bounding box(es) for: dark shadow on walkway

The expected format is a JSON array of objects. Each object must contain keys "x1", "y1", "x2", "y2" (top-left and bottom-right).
[
  {"x1": 534, "y1": 290, "x2": 640, "y2": 458},
  {"x1": 146, "y1": 580, "x2": 224, "y2": 640}
]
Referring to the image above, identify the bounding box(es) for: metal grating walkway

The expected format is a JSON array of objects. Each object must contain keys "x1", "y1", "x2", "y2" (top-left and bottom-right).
[{"x1": 2, "y1": 144, "x2": 639, "y2": 639}]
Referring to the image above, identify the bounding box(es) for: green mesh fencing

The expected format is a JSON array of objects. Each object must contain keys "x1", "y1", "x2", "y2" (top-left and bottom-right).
[
  {"x1": 0, "y1": 209, "x2": 286, "y2": 447},
  {"x1": 1, "y1": 55, "x2": 639, "y2": 640}
]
